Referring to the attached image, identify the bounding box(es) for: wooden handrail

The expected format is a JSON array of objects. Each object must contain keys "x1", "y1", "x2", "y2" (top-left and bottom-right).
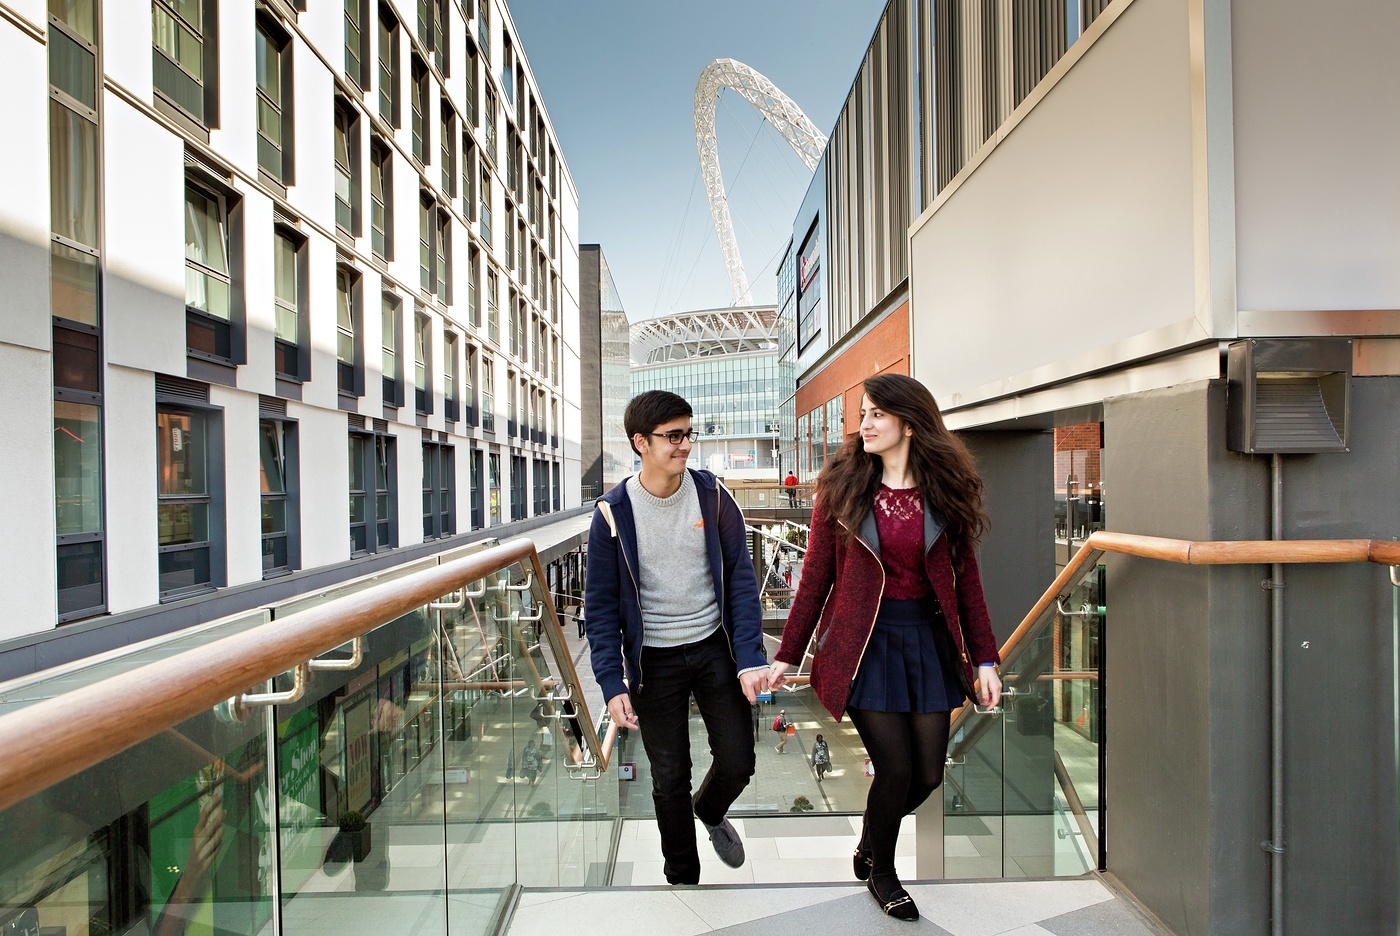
[
  {"x1": 0, "y1": 537, "x2": 541, "y2": 814},
  {"x1": 950, "y1": 532, "x2": 1400, "y2": 727}
]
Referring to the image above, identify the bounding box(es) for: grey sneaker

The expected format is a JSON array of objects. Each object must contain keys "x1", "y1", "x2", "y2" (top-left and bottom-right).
[{"x1": 703, "y1": 817, "x2": 745, "y2": 868}]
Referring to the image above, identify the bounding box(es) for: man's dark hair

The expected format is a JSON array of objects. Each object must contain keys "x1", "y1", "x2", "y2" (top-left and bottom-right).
[{"x1": 624, "y1": 390, "x2": 693, "y2": 454}]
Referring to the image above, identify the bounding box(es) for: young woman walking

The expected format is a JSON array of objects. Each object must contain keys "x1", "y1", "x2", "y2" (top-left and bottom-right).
[{"x1": 769, "y1": 374, "x2": 1002, "y2": 922}]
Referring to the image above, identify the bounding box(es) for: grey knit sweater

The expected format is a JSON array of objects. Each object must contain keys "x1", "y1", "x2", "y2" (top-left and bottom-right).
[{"x1": 626, "y1": 471, "x2": 722, "y2": 648}]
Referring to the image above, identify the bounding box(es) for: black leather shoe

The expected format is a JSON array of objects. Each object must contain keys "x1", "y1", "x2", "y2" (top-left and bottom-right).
[
  {"x1": 852, "y1": 844, "x2": 872, "y2": 881},
  {"x1": 867, "y1": 873, "x2": 919, "y2": 921}
]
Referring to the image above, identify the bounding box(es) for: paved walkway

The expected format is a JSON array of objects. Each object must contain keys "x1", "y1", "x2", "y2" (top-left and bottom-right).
[{"x1": 510, "y1": 877, "x2": 1169, "y2": 936}]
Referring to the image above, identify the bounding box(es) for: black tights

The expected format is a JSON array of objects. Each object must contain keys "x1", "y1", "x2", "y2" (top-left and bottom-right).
[{"x1": 846, "y1": 707, "x2": 951, "y2": 876}]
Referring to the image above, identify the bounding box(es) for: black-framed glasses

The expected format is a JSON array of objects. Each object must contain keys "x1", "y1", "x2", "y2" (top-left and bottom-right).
[{"x1": 648, "y1": 429, "x2": 696, "y2": 445}]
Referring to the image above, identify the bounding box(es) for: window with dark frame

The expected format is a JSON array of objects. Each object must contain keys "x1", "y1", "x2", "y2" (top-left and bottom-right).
[
  {"x1": 481, "y1": 353, "x2": 495, "y2": 431},
  {"x1": 334, "y1": 104, "x2": 359, "y2": 234},
  {"x1": 349, "y1": 428, "x2": 396, "y2": 554},
  {"x1": 381, "y1": 292, "x2": 401, "y2": 406},
  {"x1": 410, "y1": 56, "x2": 428, "y2": 164},
  {"x1": 468, "y1": 246, "x2": 480, "y2": 326},
  {"x1": 488, "y1": 451, "x2": 501, "y2": 525},
  {"x1": 184, "y1": 181, "x2": 234, "y2": 360},
  {"x1": 344, "y1": 0, "x2": 369, "y2": 87},
  {"x1": 421, "y1": 440, "x2": 454, "y2": 539},
  {"x1": 440, "y1": 102, "x2": 456, "y2": 195},
  {"x1": 336, "y1": 266, "x2": 361, "y2": 395},
  {"x1": 153, "y1": 0, "x2": 214, "y2": 124},
  {"x1": 483, "y1": 86, "x2": 496, "y2": 163},
  {"x1": 255, "y1": 20, "x2": 293, "y2": 183},
  {"x1": 414, "y1": 311, "x2": 432, "y2": 414},
  {"x1": 477, "y1": 0, "x2": 489, "y2": 63},
  {"x1": 50, "y1": 0, "x2": 106, "y2": 624},
  {"x1": 479, "y1": 167, "x2": 492, "y2": 246},
  {"x1": 443, "y1": 331, "x2": 458, "y2": 422},
  {"x1": 377, "y1": 6, "x2": 399, "y2": 127},
  {"x1": 370, "y1": 140, "x2": 391, "y2": 259},
  {"x1": 464, "y1": 45, "x2": 477, "y2": 126},
  {"x1": 273, "y1": 229, "x2": 303, "y2": 379},
  {"x1": 259, "y1": 418, "x2": 293, "y2": 576},
  {"x1": 157, "y1": 406, "x2": 214, "y2": 597},
  {"x1": 485, "y1": 265, "x2": 498, "y2": 343},
  {"x1": 435, "y1": 209, "x2": 451, "y2": 305},
  {"x1": 375, "y1": 434, "x2": 394, "y2": 549},
  {"x1": 462, "y1": 342, "x2": 477, "y2": 425},
  {"x1": 469, "y1": 448, "x2": 484, "y2": 530},
  {"x1": 419, "y1": 194, "x2": 435, "y2": 294}
]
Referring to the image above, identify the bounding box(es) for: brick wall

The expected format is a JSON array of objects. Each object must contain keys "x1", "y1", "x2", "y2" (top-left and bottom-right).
[{"x1": 795, "y1": 302, "x2": 910, "y2": 438}]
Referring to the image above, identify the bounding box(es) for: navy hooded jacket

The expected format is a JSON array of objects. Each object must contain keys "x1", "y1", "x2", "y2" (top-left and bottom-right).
[{"x1": 584, "y1": 469, "x2": 767, "y2": 704}]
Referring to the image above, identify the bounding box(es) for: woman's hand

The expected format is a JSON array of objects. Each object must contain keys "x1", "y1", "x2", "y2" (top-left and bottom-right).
[
  {"x1": 768, "y1": 660, "x2": 791, "y2": 689},
  {"x1": 978, "y1": 665, "x2": 1003, "y2": 708}
]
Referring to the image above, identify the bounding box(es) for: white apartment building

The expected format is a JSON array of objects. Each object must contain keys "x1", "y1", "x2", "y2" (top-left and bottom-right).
[{"x1": 0, "y1": 0, "x2": 582, "y2": 641}]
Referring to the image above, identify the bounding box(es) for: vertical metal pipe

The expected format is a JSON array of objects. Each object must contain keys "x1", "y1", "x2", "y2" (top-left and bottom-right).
[{"x1": 1270, "y1": 453, "x2": 1285, "y2": 936}]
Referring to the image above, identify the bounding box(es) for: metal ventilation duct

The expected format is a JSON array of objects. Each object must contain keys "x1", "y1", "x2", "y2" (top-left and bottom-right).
[{"x1": 1226, "y1": 339, "x2": 1352, "y2": 454}]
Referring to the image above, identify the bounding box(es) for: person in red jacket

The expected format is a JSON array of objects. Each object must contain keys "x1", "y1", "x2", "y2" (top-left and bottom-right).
[{"x1": 769, "y1": 373, "x2": 1002, "y2": 922}]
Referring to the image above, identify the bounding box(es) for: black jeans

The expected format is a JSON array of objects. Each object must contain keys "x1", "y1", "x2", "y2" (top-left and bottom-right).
[{"x1": 633, "y1": 627, "x2": 756, "y2": 884}]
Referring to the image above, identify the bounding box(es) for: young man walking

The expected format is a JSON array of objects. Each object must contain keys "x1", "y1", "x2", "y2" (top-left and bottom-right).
[{"x1": 585, "y1": 390, "x2": 769, "y2": 885}]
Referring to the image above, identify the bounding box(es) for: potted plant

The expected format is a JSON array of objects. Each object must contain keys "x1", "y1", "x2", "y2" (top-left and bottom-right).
[
  {"x1": 790, "y1": 795, "x2": 815, "y2": 813},
  {"x1": 338, "y1": 810, "x2": 372, "y2": 862}
]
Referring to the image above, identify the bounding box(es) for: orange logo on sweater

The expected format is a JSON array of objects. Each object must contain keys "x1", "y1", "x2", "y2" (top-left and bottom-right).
[{"x1": 693, "y1": 520, "x2": 705, "y2": 528}]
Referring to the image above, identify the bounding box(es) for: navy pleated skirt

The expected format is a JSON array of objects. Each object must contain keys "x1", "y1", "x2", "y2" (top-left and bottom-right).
[{"x1": 847, "y1": 596, "x2": 966, "y2": 713}]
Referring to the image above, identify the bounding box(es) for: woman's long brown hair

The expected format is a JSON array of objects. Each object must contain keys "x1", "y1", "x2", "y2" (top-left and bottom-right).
[{"x1": 815, "y1": 373, "x2": 987, "y2": 555}]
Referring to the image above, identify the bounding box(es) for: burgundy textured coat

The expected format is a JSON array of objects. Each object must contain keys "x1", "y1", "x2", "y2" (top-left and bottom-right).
[{"x1": 775, "y1": 495, "x2": 1001, "y2": 720}]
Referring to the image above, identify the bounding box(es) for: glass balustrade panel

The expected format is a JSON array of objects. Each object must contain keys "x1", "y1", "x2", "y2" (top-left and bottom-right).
[{"x1": 273, "y1": 603, "x2": 448, "y2": 936}]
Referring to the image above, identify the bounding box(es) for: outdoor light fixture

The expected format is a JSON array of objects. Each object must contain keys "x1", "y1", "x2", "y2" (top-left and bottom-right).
[{"x1": 1226, "y1": 338, "x2": 1352, "y2": 454}]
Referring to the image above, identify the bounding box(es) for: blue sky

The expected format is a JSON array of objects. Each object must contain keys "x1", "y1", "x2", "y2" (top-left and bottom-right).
[{"x1": 507, "y1": 1, "x2": 887, "y2": 321}]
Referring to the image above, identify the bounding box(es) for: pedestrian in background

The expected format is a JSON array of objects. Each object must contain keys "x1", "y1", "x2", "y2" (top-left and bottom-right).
[
  {"x1": 773, "y1": 709, "x2": 791, "y2": 753},
  {"x1": 811, "y1": 734, "x2": 832, "y2": 781},
  {"x1": 770, "y1": 373, "x2": 1003, "y2": 923}
]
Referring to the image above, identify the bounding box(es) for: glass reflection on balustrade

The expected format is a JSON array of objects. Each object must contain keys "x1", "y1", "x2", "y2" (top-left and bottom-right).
[
  {"x1": 0, "y1": 551, "x2": 615, "y2": 936},
  {"x1": 944, "y1": 562, "x2": 1104, "y2": 879}
]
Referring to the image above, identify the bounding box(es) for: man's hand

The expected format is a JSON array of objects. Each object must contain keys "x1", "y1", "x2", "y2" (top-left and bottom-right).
[
  {"x1": 607, "y1": 692, "x2": 638, "y2": 730},
  {"x1": 768, "y1": 660, "x2": 790, "y2": 690},
  {"x1": 738, "y1": 668, "x2": 769, "y2": 703},
  {"x1": 978, "y1": 666, "x2": 1003, "y2": 708}
]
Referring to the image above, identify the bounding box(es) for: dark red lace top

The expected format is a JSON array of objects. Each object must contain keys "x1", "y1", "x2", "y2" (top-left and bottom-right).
[{"x1": 873, "y1": 485, "x2": 931, "y2": 599}]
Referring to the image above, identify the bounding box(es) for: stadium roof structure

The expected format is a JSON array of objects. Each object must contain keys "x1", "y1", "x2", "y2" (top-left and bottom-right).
[{"x1": 630, "y1": 306, "x2": 780, "y2": 366}]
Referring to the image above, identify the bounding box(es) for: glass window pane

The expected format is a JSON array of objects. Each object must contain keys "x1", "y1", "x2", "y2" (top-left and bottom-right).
[
  {"x1": 276, "y1": 304, "x2": 297, "y2": 345},
  {"x1": 54, "y1": 400, "x2": 103, "y2": 535},
  {"x1": 153, "y1": 6, "x2": 202, "y2": 78},
  {"x1": 168, "y1": 0, "x2": 201, "y2": 29},
  {"x1": 349, "y1": 492, "x2": 366, "y2": 523},
  {"x1": 257, "y1": 96, "x2": 281, "y2": 144},
  {"x1": 157, "y1": 410, "x2": 206, "y2": 497},
  {"x1": 337, "y1": 275, "x2": 353, "y2": 330},
  {"x1": 185, "y1": 267, "x2": 230, "y2": 320},
  {"x1": 348, "y1": 437, "x2": 365, "y2": 490},
  {"x1": 255, "y1": 29, "x2": 280, "y2": 100},
  {"x1": 158, "y1": 544, "x2": 210, "y2": 591},
  {"x1": 375, "y1": 441, "x2": 390, "y2": 489},
  {"x1": 158, "y1": 502, "x2": 209, "y2": 546},
  {"x1": 49, "y1": 0, "x2": 96, "y2": 42},
  {"x1": 184, "y1": 187, "x2": 228, "y2": 273},
  {"x1": 262, "y1": 533, "x2": 288, "y2": 571},
  {"x1": 49, "y1": 28, "x2": 96, "y2": 108},
  {"x1": 56, "y1": 539, "x2": 103, "y2": 615},
  {"x1": 52, "y1": 324, "x2": 100, "y2": 394},
  {"x1": 261, "y1": 497, "x2": 287, "y2": 535},
  {"x1": 259, "y1": 422, "x2": 286, "y2": 494},
  {"x1": 50, "y1": 241, "x2": 99, "y2": 326},
  {"x1": 274, "y1": 234, "x2": 297, "y2": 305},
  {"x1": 50, "y1": 102, "x2": 98, "y2": 247}
]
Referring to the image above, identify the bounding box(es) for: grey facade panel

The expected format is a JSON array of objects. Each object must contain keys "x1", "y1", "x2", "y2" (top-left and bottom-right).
[{"x1": 1104, "y1": 377, "x2": 1399, "y2": 935}]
